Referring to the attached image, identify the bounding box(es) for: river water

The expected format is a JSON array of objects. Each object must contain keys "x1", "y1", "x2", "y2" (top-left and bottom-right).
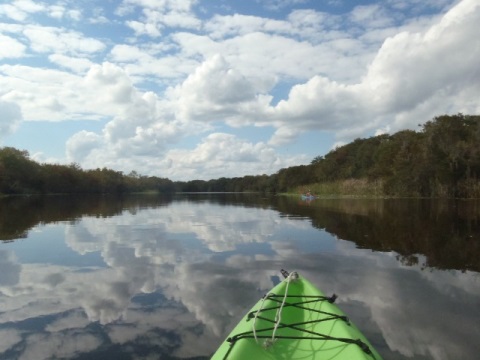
[{"x1": 0, "y1": 194, "x2": 479, "y2": 359}]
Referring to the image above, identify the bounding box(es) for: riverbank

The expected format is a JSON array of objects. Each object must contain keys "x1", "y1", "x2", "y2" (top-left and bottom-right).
[
  {"x1": 293, "y1": 179, "x2": 385, "y2": 198},
  {"x1": 292, "y1": 178, "x2": 480, "y2": 199}
]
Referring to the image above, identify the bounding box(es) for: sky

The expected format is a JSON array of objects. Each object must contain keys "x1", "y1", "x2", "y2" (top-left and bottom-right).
[{"x1": 0, "y1": 0, "x2": 479, "y2": 181}]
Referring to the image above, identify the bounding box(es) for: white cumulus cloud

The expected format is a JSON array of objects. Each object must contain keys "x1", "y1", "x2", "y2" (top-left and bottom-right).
[{"x1": 0, "y1": 100, "x2": 23, "y2": 139}]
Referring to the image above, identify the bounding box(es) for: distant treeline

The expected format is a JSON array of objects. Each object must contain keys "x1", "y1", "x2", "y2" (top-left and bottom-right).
[
  {"x1": 0, "y1": 150, "x2": 176, "y2": 195},
  {"x1": 1, "y1": 114, "x2": 479, "y2": 198}
]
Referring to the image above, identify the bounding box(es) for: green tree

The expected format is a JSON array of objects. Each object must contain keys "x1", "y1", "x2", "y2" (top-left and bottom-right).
[{"x1": 0, "y1": 147, "x2": 43, "y2": 194}]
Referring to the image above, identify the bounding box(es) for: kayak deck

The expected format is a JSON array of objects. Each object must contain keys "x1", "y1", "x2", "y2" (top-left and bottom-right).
[{"x1": 211, "y1": 270, "x2": 382, "y2": 360}]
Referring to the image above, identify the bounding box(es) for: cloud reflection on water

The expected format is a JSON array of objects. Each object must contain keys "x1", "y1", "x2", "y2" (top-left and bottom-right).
[{"x1": 0, "y1": 199, "x2": 479, "y2": 359}]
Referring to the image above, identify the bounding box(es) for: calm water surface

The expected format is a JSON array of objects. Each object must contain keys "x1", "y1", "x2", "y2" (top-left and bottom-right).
[{"x1": 0, "y1": 194, "x2": 479, "y2": 360}]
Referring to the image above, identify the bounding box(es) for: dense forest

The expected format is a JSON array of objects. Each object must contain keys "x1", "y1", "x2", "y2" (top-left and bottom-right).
[{"x1": 1, "y1": 114, "x2": 479, "y2": 198}]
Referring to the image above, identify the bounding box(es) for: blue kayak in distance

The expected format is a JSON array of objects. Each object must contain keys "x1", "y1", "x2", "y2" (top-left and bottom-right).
[{"x1": 301, "y1": 194, "x2": 316, "y2": 200}]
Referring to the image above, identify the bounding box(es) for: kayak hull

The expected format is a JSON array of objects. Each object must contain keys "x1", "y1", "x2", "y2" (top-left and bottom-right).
[{"x1": 211, "y1": 271, "x2": 382, "y2": 360}]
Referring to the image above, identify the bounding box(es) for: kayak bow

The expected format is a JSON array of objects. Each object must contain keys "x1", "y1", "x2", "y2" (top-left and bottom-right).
[{"x1": 211, "y1": 270, "x2": 382, "y2": 360}]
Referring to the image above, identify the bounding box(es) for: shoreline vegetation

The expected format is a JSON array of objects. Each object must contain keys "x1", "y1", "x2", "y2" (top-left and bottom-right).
[
  {"x1": 291, "y1": 179, "x2": 386, "y2": 199},
  {"x1": 293, "y1": 178, "x2": 480, "y2": 199},
  {"x1": 2, "y1": 114, "x2": 480, "y2": 199}
]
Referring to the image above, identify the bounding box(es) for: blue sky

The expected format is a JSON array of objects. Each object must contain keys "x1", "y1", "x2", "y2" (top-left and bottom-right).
[{"x1": 1, "y1": 0, "x2": 479, "y2": 180}]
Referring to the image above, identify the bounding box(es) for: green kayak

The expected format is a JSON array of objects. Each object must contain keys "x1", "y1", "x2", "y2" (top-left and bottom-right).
[{"x1": 211, "y1": 270, "x2": 383, "y2": 360}]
